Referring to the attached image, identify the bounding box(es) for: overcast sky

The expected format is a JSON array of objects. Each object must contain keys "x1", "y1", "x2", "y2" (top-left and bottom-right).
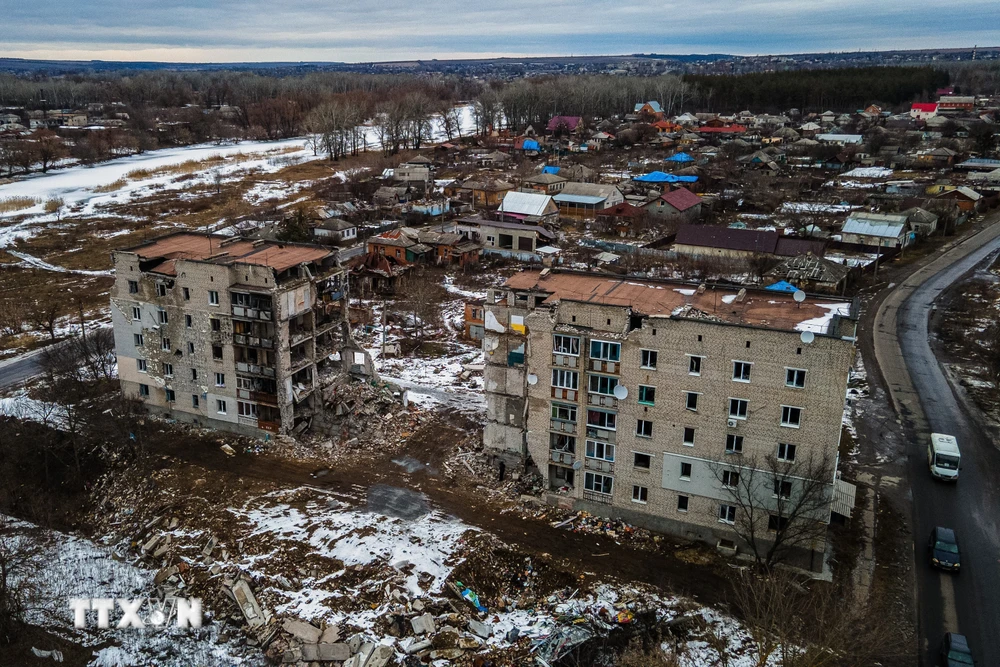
[{"x1": 3, "y1": 1, "x2": 999, "y2": 63}]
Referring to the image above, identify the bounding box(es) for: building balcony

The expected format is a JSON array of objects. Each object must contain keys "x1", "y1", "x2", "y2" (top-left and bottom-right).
[
  {"x1": 585, "y1": 427, "x2": 616, "y2": 443},
  {"x1": 289, "y1": 330, "x2": 313, "y2": 348},
  {"x1": 236, "y1": 362, "x2": 276, "y2": 378},
  {"x1": 584, "y1": 457, "x2": 614, "y2": 474},
  {"x1": 549, "y1": 450, "x2": 575, "y2": 466},
  {"x1": 232, "y1": 306, "x2": 273, "y2": 321},
  {"x1": 588, "y1": 359, "x2": 620, "y2": 375},
  {"x1": 587, "y1": 393, "x2": 617, "y2": 408},
  {"x1": 237, "y1": 389, "x2": 279, "y2": 407},
  {"x1": 234, "y1": 333, "x2": 274, "y2": 349},
  {"x1": 258, "y1": 420, "x2": 280, "y2": 433},
  {"x1": 238, "y1": 415, "x2": 258, "y2": 427},
  {"x1": 583, "y1": 490, "x2": 613, "y2": 505},
  {"x1": 550, "y1": 419, "x2": 577, "y2": 434},
  {"x1": 551, "y1": 354, "x2": 579, "y2": 369},
  {"x1": 550, "y1": 387, "x2": 578, "y2": 401}
]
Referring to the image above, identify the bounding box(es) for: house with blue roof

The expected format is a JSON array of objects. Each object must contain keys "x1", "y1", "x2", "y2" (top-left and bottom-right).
[{"x1": 633, "y1": 101, "x2": 664, "y2": 120}]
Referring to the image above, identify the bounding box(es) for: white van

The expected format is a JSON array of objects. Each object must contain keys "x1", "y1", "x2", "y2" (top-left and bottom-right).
[{"x1": 928, "y1": 433, "x2": 960, "y2": 481}]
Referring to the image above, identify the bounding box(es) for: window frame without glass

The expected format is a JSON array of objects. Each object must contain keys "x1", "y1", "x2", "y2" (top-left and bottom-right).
[{"x1": 553, "y1": 334, "x2": 581, "y2": 356}]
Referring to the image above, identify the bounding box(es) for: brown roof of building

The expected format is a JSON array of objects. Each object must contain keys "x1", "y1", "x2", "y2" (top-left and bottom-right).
[
  {"x1": 503, "y1": 270, "x2": 853, "y2": 334},
  {"x1": 675, "y1": 225, "x2": 779, "y2": 253},
  {"x1": 659, "y1": 187, "x2": 703, "y2": 212},
  {"x1": 128, "y1": 232, "x2": 332, "y2": 274}
]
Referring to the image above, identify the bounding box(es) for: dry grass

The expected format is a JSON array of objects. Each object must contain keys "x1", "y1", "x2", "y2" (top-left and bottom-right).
[
  {"x1": 93, "y1": 178, "x2": 127, "y2": 194},
  {"x1": 0, "y1": 196, "x2": 39, "y2": 213}
]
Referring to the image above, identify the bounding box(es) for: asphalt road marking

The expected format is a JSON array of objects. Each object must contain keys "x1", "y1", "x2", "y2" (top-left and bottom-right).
[{"x1": 939, "y1": 573, "x2": 959, "y2": 632}]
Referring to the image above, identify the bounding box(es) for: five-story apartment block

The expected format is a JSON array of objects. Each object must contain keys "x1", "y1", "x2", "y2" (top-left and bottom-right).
[{"x1": 484, "y1": 270, "x2": 857, "y2": 570}]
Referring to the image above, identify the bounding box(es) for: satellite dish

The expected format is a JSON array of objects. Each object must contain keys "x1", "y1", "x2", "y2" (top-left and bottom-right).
[
  {"x1": 527, "y1": 374, "x2": 538, "y2": 385},
  {"x1": 572, "y1": 460, "x2": 583, "y2": 471},
  {"x1": 613, "y1": 384, "x2": 629, "y2": 400},
  {"x1": 800, "y1": 331, "x2": 815, "y2": 344},
  {"x1": 793, "y1": 290, "x2": 806, "y2": 303}
]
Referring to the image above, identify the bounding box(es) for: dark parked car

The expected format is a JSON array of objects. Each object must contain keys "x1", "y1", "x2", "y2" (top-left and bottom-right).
[
  {"x1": 941, "y1": 632, "x2": 974, "y2": 666},
  {"x1": 929, "y1": 527, "x2": 961, "y2": 572}
]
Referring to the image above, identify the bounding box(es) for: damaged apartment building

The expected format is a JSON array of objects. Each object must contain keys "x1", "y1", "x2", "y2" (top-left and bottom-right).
[
  {"x1": 110, "y1": 232, "x2": 372, "y2": 437},
  {"x1": 483, "y1": 269, "x2": 858, "y2": 570}
]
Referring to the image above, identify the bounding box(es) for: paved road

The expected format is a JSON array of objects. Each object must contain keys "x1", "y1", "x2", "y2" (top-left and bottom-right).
[
  {"x1": 0, "y1": 345, "x2": 50, "y2": 390},
  {"x1": 875, "y1": 220, "x2": 1000, "y2": 666}
]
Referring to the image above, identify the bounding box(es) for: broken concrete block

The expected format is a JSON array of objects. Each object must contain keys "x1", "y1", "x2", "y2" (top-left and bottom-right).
[
  {"x1": 154, "y1": 565, "x2": 179, "y2": 586},
  {"x1": 429, "y1": 648, "x2": 465, "y2": 660},
  {"x1": 411, "y1": 599, "x2": 424, "y2": 612},
  {"x1": 202, "y1": 536, "x2": 218, "y2": 556},
  {"x1": 152, "y1": 537, "x2": 172, "y2": 558},
  {"x1": 348, "y1": 633, "x2": 363, "y2": 654},
  {"x1": 220, "y1": 444, "x2": 236, "y2": 456},
  {"x1": 342, "y1": 656, "x2": 361, "y2": 667},
  {"x1": 458, "y1": 636, "x2": 482, "y2": 650},
  {"x1": 410, "y1": 613, "x2": 435, "y2": 635},
  {"x1": 318, "y1": 643, "x2": 351, "y2": 661},
  {"x1": 319, "y1": 625, "x2": 341, "y2": 643},
  {"x1": 282, "y1": 619, "x2": 322, "y2": 644},
  {"x1": 468, "y1": 619, "x2": 492, "y2": 639},
  {"x1": 403, "y1": 638, "x2": 432, "y2": 655},
  {"x1": 363, "y1": 645, "x2": 394, "y2": 667},
  {"x1": 300, "y1": 644, "x2": 319, "y2": 661},
  {"x1": 141, "y1": 534, "x2": 162, "y2": 554},
  {"x1": 281, "y1": 648, "x2": 300, "y2": 663},
  {"x1": 230, "y1": 580, "x2": 267, "y2": 629}
]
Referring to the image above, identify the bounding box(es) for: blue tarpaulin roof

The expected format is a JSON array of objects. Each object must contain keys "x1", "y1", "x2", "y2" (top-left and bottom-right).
[
  {"x1": 765, "y1": 281, "x2": 798, "y2": 293},
  {"x1": 542, "y1": 165, "x2": 561, "y2": 174},
  {"x1": 632, "y1": 171, "x2": 699, "y2": 184},
  {"x1": 665, "y1": 152, "x2": 695, "y2": 163},
  {"x1": 522, "y1": 140, "x2": 540, "y2": 151}
]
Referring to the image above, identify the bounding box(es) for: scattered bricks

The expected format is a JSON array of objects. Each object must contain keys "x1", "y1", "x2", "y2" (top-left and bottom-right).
[
  {"x1": 468, "y1": 619, "x2": 493, "y2": 639},
  {"x1": 411, "y1": 599, "x2": 425, "y2": 612},
  {"x1": 410, "y1": 613, "x2": 436, "y2": 635},
  {"x1": 282, "y1": 619, "x2": 322, "y2": 644},
  {"x1": 319, "y1": 625, "x2": 341, "y2": 644},
  {"x1": 152, "y1": 537, "x2": 171, "y2": 558},
  {"x1": 363, "y1": 645, "x2": 394, "y2": 667},
  {"x1": 318, "y1": 643, "x2": 351, "y2": 661},
  {"x1": 154, "y1": 565, "x2": 179, "y2": 586},
  {"x1": 141, "y1": 534, "x2": 163, "y2": 555},
  {"x1": 202, "y1": 536, "x2": 219, "y2": 556}
]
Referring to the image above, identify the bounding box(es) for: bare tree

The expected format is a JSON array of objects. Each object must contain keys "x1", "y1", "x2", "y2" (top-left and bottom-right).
[
  {"x1": 0, "y1": 517, "x2": 44, "y2": 645},
  {"x1": 709, "y1": 450, "x2": 834, "y2": 569},
  {"x1": 27, "y1": 301, "x2": 60, "y2": 340}
]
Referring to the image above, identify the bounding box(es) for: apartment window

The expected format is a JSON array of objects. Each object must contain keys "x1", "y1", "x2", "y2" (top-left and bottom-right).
[
  {"x1": 729, "y1": 398, "x2": 749, "y2": 419},
  {"x1": 638, "y1": 385, "x2": 656, "y2": 406},
  {"x1": 688, "y1": 355, "x2": 702, "y2": 375},
  {"x1": 726, "y1": 434, "x2": 744, "y2": 454},
  {"x1": 785, "y1": 368, "x2": 807, "y2": 388},
  {"x1": 551, "y1": 403, "x2": 577, "y2": 423},
  {"x1": 677, "y1": 495, "x2": 689, "y2": 512},
  {"x1": 553, "y1": 334, "x2": 580, "y2": 356},
  {"x1": 680, "y1": 462, "x2": 692, "y2": 480},
  {"x1": 192, "y1": 394, "x2": 200, "y2": 408},
  {"x1": 216, "y1": 399, "x2": 227, "y2": 415},
  {"x1": 636, "y1": 419, "x2": 653, "y2": 438},
  {"x1": 165, "y1": 389, "x2": 175, "y2": 403},
  {"x1": 722, "y1": 470, "x2": 740, "y2": 489},
  {"x1": 586, "y1": 440, "x2": 615, "y2": 462},
  {"x1": 138, "y1": 384, "x2": 149, "y2": 397},
  {"x1": 773, "y1": 479, "x2": 793, "y2": 499},
  {"x1": 551, "y1": 369, "x2": 578, "y2": 390},
  {"x1": 131, "y1": 306, "x2": 141, "y2": 321},
  {"x1": 158, "y1": 309, "x2": 168, "y2": 324},
  {"x1": 732, "y1": 361, "x2": 752, "y2": 382},
  {"x1": 781, "y1": 406, "x2": 802, "y2": 428},
  {"x1": 589, "y1": 340, "x2": 621, "y2": 362},
  {"x1": 156, "y1": 283, "x2": 167, "y2": 297},
  {"x1": 238, "y1": 401, "x2": 258, "y2": 418},
  {"x1": 587, "y1": 409, "x2": 617, "y2": 431},
  {"x1": 210, "y1": 318, "x2": 221, "y2": 332},
  {"x1": 632, "y1": 485, "x2": 648, "y2": 504},
  {"x1": 685, "y1": 392, "x2": 699, "y2": 411},
  {"x1": 550, "y1": 433, "x2": 576, "y2": 452},
  {"x1": 185, "y1": 314, "x2": 193, "y2": 328},
  {"x1": 188, "y1": 342, "x2": 195, "y2": 354},
  {"x1": 719, "y1": 504, "x2": 737, "y2": 524},
  {"x1": 136, "y1": 359, "x2": 147, "y2": 373},
  {"x1": 127, "y1": 280, "x2": 139, "y2": 294},
  {"x1": 212, "y1": 345, "x2": 223, "y2": 360},
  {"x1": 208, "y1": 290, "x2": 220, "y2": 306},
  {"x1": 163, "y1": 362, "x2": 173, "y2": 377},
  {"x1": 588, "y1": 374, "x2": 618, "y2": 395},
  {"x1": 769, "y1": 515, "x2": 790, "y2": 531},
  {"x1": 215, "y1": 372, "x2": 225, "y2": 387},
  {"x1": 640, "y1": 349, "x2": 658, "y2": 369},
  {"x1": 133, "y1": 333, "x2": 144, "y2": 347},
  {"x1": 777, "y1": 443, "x2": 797, "y2": 462},
  {"x1": 633, "y1": 453, "x2": 651, "y2": 469},
  {"x1": 183, "y1": 287, "x2": 190, "y2": 301},
  {"x1": 161, "y1": 337, "x2": 171, "y2": 351},
  {"x1": 584, "y1": 472, "x2": 613, "y2": 495},
  {"x1": 191, "y1": 368, "x2": 198, "y2": 381}
]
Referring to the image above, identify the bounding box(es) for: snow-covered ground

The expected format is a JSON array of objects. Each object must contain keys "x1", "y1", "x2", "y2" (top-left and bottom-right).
[
  {"x1": 780, "y1": 202, "x2": 860, "y2": 214},
  {"x1": 840, "y1": 167, "x2": 893, "y2": 179}
]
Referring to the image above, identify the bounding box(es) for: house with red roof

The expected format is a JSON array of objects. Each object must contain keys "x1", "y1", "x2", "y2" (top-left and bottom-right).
[
  {"x1": 642, "y1": 187, "x2": 703, "y2": 223},
  {"x1": 910, "y1": 103, "x2": 939, "y2": 121}
]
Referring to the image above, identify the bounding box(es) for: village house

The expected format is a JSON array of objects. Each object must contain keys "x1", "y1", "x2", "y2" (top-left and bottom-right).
[
  {"x1": 464, "y1": 300, "x2": 486, "y2": 341},
  {"x1": 110, "y1": 232, "x2": 356, "y2": 437},
  {"x1": 451, "y1": 178, "x2": 514, "y2": 208},
  {"x1": 367, "y1": 228, "x2": 480, "y2": 267},
  {"x1": 840, "y1": 212, "x2": 912, "y2": 248},
  {"x1": 552, "y1": 183, "x2": 624, "y2": 218},
  {"x1": 546, "y1": 116, "x2": 584, "y2": 136},
  {"x1": 766, "y1": 254, "x2": 851, "y2": 294},
  {"x1": 910, "y1": 103, "x2": 939, "y2": 121},
  {"x1": 937, "y1": 96, "x2": 976, "y2": 112},
  {"x1": 671, "y1": 226, "x2": 825, "y2": 261},
  {"x1": 634, "y1": 101, "x2": 665, "y2": 121},
  {"x1": 934, "y1": 186, "x2": 982, "y2": 213},
  {"x1": 595, "y1": 202, "x2": 649, "y2": 237},
  {"x1": 312, "y1": 218, "x2": 358, "y2": 246},
  {"x1": 482, "y1": 269, "x2": 857, "y2": 572},
  {"x1": 498, "y1": 191, "x2": 560, "y2": 225},
  {"x1": 642, "y1": 187, "x2": 704, "y2": 223},
  {"x1": 454, "y1": 218, "x2": 557, "y2": 258},
  {"x1": 521, "y1": 172, "x2": 568, "y2": 195}
]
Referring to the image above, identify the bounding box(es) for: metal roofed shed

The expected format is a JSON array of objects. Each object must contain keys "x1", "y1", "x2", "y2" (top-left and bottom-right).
[
  {"x1": 498, "y1": 191, "x2": 556, "y2": 217},
  {"x1": 632, "y1": 171, "x2": 699, "y2": 184},
  {"x1": 552, "y1": 193, "x2": 606, "y2": 205}
]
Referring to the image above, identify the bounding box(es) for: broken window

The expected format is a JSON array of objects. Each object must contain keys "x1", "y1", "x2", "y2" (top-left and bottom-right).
[
  {"x1": 584, "y1": 472, "x2": 613, "y2": 495},
  {"x1": 587, "y1": 409, "x2": 616, "y2": 431},
  {"x1": 158, "y1": 310, "x2": 168, "y2": 324},
  {"x1": 726, "y1": 434, "x2": 744, "y2": 454},
  {"x1": 165, "y1": 389, "x2": 175, "y2": 402},
  {"x1": 633, "y1": 453, "x2": 651, "y2": 469},
  {"x1": 729, "y1": 398, "x2": 748, "y2": 419},
  {"x1": 136, "y1": 359, "x2": 147, "y2": 373},
  {"x1": 780, "y1": 405, "x2": 802, "y2": 427},
  {"x1": 131, "y1": 306, "x2": 141, "y2": 321},
  {"x1": 216, "y1": 399, "x2": 227, "y2": 414},
  {"x1": 127, "y1": 280, "x2": 139, "y2": 294},
  {"x1": 553, "y1": 335, "x2": 580, "y2": 356},
  {"x1": 631, "y1": 485, "x2": 648, "y2": 503},
  {"x1": 636, "y1": 420, "x2": 652, "y2": 438},
  {"x1": 785, "y1": 368, "x2": 806, "y2": 388},
  {"x1": 640, "y1": 349, "x2": 657, "y2": 369},
  {"x1": 209, "y1": 290, "x2": 220, "y2": 306},
  {"x1": 138, "y1": 384, "x2": 149, "y2": 397}
]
